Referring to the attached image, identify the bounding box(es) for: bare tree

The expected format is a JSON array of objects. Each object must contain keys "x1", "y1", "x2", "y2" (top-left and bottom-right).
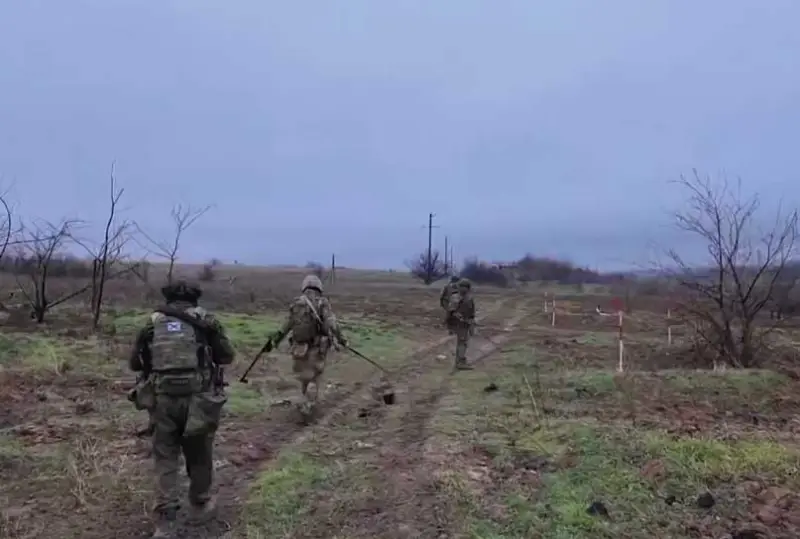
[
  {"x1": 768, "y1": 262, "x2": 800, "y2": 320},
  {"x1": 135, "y1": 203, "x2": 211, "y2": 285},
  {"x1": 0, "y1": 194, "x2": 13, "y2": 265},
  {"x1": 665, "y1": 171, "x2": 798, "y2": 368},
  {"x1": 407, "y1": 249, "x2": 447, "y2": 285},
  {"x1": 15, "y1": 219, "x2": 79, "y2": 322},
  {"x1": 72, "y1": 166, "x2": 131, "y2": 328}
]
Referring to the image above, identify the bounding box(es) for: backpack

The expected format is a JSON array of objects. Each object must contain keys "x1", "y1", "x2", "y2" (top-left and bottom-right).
[
  {"x1": 290, "y1": 295, "x2": 323, "y2": 343},
  {"x1": 150, "y1": 308, "x2": 204, "y2": 373}
]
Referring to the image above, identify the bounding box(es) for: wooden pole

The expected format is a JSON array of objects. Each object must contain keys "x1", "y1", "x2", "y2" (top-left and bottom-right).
[
  {"x1": 666, "y1": 308, "x2": 672, "y2": 346},
  {"x1": 617, "y1": 310, "x2": 624, "y2": 372}
]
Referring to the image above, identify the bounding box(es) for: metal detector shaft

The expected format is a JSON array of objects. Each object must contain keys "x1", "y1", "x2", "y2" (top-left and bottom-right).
[
  {"x1": 239, "y1": 340, "x2": 273, "y2": 383},
  {"x1": 344, "y1": 345, "x2": 390, "y2": 374}
]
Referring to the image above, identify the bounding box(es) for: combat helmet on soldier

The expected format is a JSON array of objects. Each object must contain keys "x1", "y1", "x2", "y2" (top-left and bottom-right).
[
  {"x1": 457, "y1": 278, "x2": 472, "y2": 291},
  {"x1": 301, "y1": 274, "x2": 324, "y2": 294},
  {"x1": 161, "y1": 280, "x2": 203, "y2": 305}
]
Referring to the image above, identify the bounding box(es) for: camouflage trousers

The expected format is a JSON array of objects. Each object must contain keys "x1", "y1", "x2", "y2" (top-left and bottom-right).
[
  {"x1": 151, "y1": 394, "x2": 217, "y2": 520},
  {"x1": 454, "y1": 326, "x2": 470, "y2": 366},
  {"x1": 290, "y1": 342, "x2": 328, "y2": 407}
]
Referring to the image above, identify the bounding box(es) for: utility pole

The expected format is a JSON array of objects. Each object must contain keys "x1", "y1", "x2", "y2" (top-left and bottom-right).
[
  {"x1": 444, "y1": 236, "x2": 449, "y2": 274},
  {"x1": 420, "y1": 212, "x2": 442, "y2": 284},
  {"x1": 426, "y1": 213, "x2": 434, "y2": 283}
]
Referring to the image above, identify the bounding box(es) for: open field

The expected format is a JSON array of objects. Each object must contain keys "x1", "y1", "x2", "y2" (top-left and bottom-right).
[{"x1": 2, "y1": 266, "x2": 800, "y2": 539}]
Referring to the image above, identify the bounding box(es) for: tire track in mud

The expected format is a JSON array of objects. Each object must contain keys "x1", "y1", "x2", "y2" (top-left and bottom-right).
[
  {"x1": 161, "y1": 297, "x2": 513, "y2": 538},
  {"x1": 309, "y1": 298, "x2": 534, "y2": 539}
]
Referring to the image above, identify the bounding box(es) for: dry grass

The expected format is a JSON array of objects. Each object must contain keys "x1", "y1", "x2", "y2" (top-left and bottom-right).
[{"x1": 1, "y1": 264, "x2": 799, "y2": 538}]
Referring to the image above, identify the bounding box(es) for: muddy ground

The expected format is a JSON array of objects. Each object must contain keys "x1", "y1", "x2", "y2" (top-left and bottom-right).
[{"x1": 2, "y1": 269, "x2": 800, "y2": 539}]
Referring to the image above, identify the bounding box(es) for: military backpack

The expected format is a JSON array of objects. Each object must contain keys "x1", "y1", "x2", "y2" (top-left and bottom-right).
[
  {"x1": 289, "y1": 295, "x2": 323, "y2": 343},
  {"x1": 150, "y1": 307, "x2": 207, "y2": 396}
]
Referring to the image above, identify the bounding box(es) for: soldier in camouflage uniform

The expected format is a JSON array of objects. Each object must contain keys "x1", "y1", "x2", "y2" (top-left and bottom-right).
[
  {"x1": 446, "y1": 278, "x2": 475, "y2": 370},
  {"x1": 128, "y1": 281, "x2": 235, "y2": 538},
  {"x1": 268, "y1": 274, "x2": 347, "y2": 417},
  {"x1": 440, "y1": 275, "x2": 460, "y2": 311}
]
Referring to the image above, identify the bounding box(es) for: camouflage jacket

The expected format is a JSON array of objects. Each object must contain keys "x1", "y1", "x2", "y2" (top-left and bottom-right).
[
  {"x1": 447, "y1": 293, "x2": 475, "y2": 325},
  {"x1": 440, "y1": 282, "x2": 458, "y2": 309},
  {"x1": 272, "y1": 291, "x2": 344, "y2": 346}
]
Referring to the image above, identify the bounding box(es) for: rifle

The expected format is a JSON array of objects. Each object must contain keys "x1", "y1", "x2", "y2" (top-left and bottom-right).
[{"x1": 239, "y1": 339, "x2": 273, "y2": 383}]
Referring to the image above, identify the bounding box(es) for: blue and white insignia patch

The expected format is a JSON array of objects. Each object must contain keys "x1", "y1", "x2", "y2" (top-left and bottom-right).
[{"x1": 166, "y1": 321, "x2": 182, "y2": 332}]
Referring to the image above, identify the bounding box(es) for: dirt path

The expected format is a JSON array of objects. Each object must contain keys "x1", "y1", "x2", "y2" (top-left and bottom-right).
[
  {"x1": 138, "y1": 296, "x2": 515, "y2": 539},
  {"x1": 288, "y1": 298, "x2": 534, "y2": 538}
]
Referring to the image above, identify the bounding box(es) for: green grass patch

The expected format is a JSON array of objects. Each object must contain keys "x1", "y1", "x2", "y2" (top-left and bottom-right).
[
  {"x1": 0, "y1": 434, "x2": 67, "y2": 482},
  {"x1": 243, "y1": 453, "x2": 331, "y2": 538},
  {"x1": 661, "y1": 369, "x2": 789, "y2": 395},
  {"x1": 0, "y1": 434, "x2": 26, "y2": 461},
  {"x1": 569, "y1": 332, "x2": 618, "y2": 346},
  {"x1": 216, "y1": 312, "x2": 282, "y2": 351},
  {"x1": 344, "y1": 321, "x2": 410, "y2": 364},
  {"x1": 0, "y1": 333, "x2": 76, "y2": 373},
  {"x1": 436, "y1": 356, "x2": 800, "y2": 539},
  {"x1": 454, "y1": 423, "x2": 800, "y2": 539},
  {"x1": 561, "y1": 371, "x2": 616, "y2": 396},
  {"x1": 107, "y1": 308, "x2": 148, "y2": 334},
  {"x1": 224, "y1": 385, "x2": 269, "y2": 418},
  {"x1": 644, "y1": 434, "x2": 800, "y2": 494}
]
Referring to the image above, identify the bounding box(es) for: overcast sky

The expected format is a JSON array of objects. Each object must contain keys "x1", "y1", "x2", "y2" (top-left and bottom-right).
[{"x1": 1, "y1": 1, "x2": 798, "y2": 270}]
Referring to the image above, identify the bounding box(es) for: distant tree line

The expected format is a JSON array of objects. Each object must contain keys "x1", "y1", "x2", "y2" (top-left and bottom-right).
[{"x1": 408, "y1": 251, "x2": 626, "y2": 287}]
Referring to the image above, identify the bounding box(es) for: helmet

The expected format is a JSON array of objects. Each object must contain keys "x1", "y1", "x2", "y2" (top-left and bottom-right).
[
  {"x1": 457, "y1": 278, "x2": 471, "y2": 290},
  {"x1": 449, "y1": 275, "x2": 459, "y2": 283},
  {"x1": 161, "y1": 280, "x2": 202, "y2": 303},
  {"x1": 301, "y1": 274, "x2": 324, "y2": 293}
]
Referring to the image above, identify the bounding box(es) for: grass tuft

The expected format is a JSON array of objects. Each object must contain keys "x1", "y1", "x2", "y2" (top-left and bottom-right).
[{"x1": 244, "y1": 453, "x2": 330, "y2": 538}]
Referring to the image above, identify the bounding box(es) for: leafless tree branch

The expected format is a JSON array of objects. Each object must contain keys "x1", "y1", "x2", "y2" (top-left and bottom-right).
[
  {"x1": 134, "y1": 203, "x2": 211, "y2": 285},
  {"x1": 77, "y1": 163, "x2": 132, "y2": 328},
  {"x1": 14, "y1": 218, "x2": 81, "y2": 322},
  {"x1": 662, "y1": 170, "x2": 798, "y2": 367}
]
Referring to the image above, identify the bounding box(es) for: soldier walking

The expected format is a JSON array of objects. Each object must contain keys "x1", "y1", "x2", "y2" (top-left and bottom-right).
[
  {"x1": 128, "y1": 281, "x2": 235, "y2": 538},
  {"x1": 446, "y1": 278, "x2": 475, "y2": 370}
]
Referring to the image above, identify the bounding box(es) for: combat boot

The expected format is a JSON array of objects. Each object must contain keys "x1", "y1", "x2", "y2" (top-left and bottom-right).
[
  {"x1": 293, "y1": 398, "x2": 311, "y2": 423},
  {"x1": 455, "y1": 358, "x2": 473, "y2": 370},
  {"x1": 151, "y1": 519, "x2": 175, "y2": 538},
  {"x1": 189, "y1": 496, "x2": 217, "y2": 523}
]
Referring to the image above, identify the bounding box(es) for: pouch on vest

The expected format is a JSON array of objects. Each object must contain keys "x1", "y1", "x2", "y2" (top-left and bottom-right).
[
  {"x1": 127, "y1": 376, "x2": 156, "y2": 411},
  {"x1": 155, "y1": 372, "x2": 202, "y2": 396},
  {"x1": 290, "y1": 297, "x2": 320, "y2": 343},
  {"x1": 290, "y1": 342, "x2": 309, "y2": 359},
  {"x1": 185, "y1": 391, "x2": 228, "y2": 437}
]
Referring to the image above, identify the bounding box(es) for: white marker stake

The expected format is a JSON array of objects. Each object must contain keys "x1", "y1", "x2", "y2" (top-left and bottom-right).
[
  {"x1": 617, "y1": 310, "x2": 624, "y2": 372},
  {"x1": 551, "y1": 298, "x2": 556, "y2": 326},
  {"x1": 666, "y1": 309, "x2": 672, "y2": 346}
]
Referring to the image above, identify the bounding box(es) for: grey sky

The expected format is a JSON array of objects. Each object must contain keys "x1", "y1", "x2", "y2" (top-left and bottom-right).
[{"x1": 1, "y1": 1, "x2": 799, "y2": 271}]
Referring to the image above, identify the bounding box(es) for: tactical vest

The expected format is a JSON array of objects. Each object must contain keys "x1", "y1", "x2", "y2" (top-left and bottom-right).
[
  {"x1": 150, "y1": 308, "x2": 204, "y2": 373},
  {"x1": 290, "y1": 295, "x2": 322, "y2": 343}
]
